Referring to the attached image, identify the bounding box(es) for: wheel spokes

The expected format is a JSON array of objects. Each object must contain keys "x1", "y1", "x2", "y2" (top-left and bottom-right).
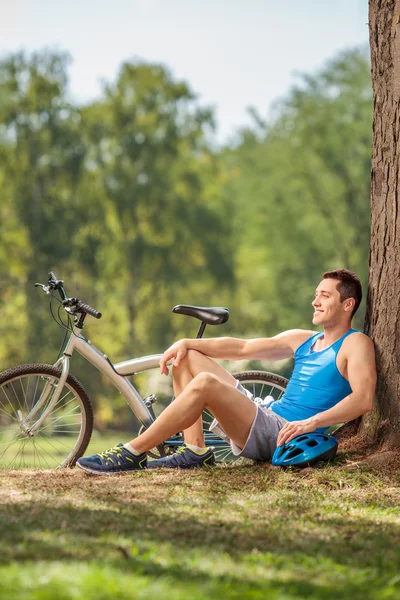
[{"x1": 0, "y1": 373, "x2": 85, "y2": 469}]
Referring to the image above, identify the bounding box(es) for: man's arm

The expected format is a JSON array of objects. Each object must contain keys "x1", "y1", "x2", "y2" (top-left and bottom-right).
[
  {"x1": 240, "y1": 330, "x2": 316, "y2": 361},
  {"x1": 277, "y1": 334, "x2": 377, "y2": 446},
  {"x1": 310, "y1": 334, "x2": 376, "y2": 428},
  {"x1": 159, "y1": 330, "x2": 315, "y2": 375}
]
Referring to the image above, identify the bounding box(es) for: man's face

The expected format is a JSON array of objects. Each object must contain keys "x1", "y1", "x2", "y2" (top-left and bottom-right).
[{"x1": 312, "y1": 279, "x2": 351, "y2": 326}]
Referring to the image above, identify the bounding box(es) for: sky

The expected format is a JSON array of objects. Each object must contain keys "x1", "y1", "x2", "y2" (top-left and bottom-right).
[{"x1": 1, "y1": 0, "x2": 369, "y2": 142}]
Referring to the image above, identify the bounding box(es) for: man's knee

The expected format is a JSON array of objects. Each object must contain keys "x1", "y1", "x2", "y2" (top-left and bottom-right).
[{"x1": 191, "y1": 372, "x2": 221, "y2": 397}]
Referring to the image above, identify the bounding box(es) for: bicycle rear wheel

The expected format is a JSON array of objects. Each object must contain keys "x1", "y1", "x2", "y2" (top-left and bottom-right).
[
  {"x1": 0, "y1": 364, "x2": 93, "y2": 469},
  {"x1": 203, "y1": 370, "x2": 288, "y2": 463}
]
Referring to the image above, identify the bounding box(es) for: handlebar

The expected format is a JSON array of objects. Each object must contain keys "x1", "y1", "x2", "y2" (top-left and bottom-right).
[
  {"x1": 35, "y1": 272, "x2": 102, "y2": 321},
  {"x1": 75, "y1": 301, "x2": 102, "y2": 320},
  {"x1": 48, "y1": 271, "x2": 59, "y2": 285},
  {"x1": 47, "y1": 271, "x2": 68, "y2": 301}
]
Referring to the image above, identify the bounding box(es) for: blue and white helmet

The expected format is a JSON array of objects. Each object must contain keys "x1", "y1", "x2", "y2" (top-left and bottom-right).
[{"x1": 272, "y1": 433, "x2": 338, "y2": 468}]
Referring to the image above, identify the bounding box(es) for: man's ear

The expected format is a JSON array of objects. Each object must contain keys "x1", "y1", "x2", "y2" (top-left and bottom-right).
[{"x1": 344, "y1": 298, "x2": 355, "y2": 313}]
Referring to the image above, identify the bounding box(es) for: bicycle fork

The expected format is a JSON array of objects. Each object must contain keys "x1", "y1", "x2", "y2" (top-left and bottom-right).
[{"x1": 19, "y1": 356, "x2": 70, "y2": 436}]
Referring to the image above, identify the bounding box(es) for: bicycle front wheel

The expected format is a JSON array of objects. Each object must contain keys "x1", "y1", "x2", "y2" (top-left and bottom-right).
[{"x1": 0, "y1": 364, "x2": 93, "y2": 470}]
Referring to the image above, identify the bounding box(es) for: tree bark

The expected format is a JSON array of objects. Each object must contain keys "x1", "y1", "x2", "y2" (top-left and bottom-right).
[{"x1": 363, "y1": 0, "x2": 400, "y2": 449}]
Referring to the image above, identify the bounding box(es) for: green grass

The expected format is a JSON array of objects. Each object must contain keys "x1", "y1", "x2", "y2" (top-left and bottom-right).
[{"x1": 0, "y1": 454, "x2": 399, "y2": 599}]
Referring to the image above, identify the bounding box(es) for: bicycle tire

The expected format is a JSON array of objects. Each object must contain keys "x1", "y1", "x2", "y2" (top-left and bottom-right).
[
  {"x1": 0, "y1": 364, "x2": 93, "y2": 469},
  {"x1": 233, "y1": 370, "x2": 289, "y2": 393}
]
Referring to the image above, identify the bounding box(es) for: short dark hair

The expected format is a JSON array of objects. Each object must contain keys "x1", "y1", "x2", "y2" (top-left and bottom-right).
[{"x1": 322, "y1": 269, "x2": 362, "y2": 319}]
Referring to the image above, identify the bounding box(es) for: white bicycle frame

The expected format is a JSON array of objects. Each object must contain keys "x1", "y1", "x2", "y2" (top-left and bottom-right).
[{"x1": 23, "y1": 325, "x2": 162, "y2": 435}]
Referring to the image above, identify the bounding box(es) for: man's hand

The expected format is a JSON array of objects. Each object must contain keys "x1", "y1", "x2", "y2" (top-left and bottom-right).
[
  {"x1": 159, "y1": 340, "x2": 188, "y2": 375},
  {"x1": 276, "y1": 417, "x2": 317, "y2": 447}
]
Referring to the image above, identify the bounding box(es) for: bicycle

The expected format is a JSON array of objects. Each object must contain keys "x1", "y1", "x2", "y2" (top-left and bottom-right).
[{"x1": 0, "y1": 272, "x2": 288, "y2": 469}]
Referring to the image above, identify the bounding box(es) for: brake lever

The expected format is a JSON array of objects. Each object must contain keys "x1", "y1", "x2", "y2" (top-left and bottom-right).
[{"x1": 35, "y1": 283, "x2": 52, "y2": 295}]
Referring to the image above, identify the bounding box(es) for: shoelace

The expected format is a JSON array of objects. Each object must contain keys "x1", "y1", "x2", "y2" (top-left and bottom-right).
[{"x1": 99, "y1": 446, "x2": 123, "y2": 460}]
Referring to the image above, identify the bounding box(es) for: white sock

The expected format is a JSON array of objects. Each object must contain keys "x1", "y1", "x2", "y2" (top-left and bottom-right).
[
  {"x1": 185, "y1": 443, "x2": 208, "y2": 455},
  {"x1": 124, "y1": 442, "x2": 141, "y2": 456}
]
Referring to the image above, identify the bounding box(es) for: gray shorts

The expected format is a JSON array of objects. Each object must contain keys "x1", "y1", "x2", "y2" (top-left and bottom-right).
[{"x1": 209, "y1": 381, "x2": 288, "y2": 462}]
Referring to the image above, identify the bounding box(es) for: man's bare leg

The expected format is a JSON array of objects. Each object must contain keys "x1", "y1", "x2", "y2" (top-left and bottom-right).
[
  {"x1": 129, "y1": 372, "x2": 256, "y2": 454},
  {"x1": 171, "y1": 350, "x2": 238, "y2": 447},
  {"x1": 76, "y1": 370, "x2": 256, "y2": 473}
]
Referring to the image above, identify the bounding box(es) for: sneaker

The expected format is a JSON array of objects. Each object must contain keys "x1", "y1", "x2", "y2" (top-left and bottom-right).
[
  {"x1": 147, "y1": 445, "x2": 215, "y2": 469},
  {"x1": 76, "y1": 443, "x2": 147, "y2": 475}
]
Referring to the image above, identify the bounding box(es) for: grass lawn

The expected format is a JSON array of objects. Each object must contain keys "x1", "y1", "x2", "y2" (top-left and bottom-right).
[{"x1": 0, "y1": 445, "x2": 399, "y2": 600}]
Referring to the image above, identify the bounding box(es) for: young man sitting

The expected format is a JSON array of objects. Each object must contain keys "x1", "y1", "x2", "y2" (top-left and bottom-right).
[{"x1": 76, "y1": 269, "x2": 376, "y2": 474}]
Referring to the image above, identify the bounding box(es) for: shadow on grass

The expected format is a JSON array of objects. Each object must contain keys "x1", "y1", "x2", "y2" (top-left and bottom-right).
[
  {"x1": 0, "y1": 500, "x2": 398, "y2": 599},
  {"x1": 0, "y1": 492, "x2": 399, "y2": 571}
]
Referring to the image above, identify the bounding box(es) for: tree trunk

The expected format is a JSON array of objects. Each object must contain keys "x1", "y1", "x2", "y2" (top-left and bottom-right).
[{"x1": 362, "y1": 0, "x2": 400, "y2": 449}]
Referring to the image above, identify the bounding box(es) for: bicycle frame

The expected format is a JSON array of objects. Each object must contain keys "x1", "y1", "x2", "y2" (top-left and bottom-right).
[{"x1": 25, "y1": 326, "x2": 160, "y2": 435}]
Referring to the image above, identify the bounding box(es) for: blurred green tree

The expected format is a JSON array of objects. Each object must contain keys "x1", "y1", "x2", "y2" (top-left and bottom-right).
[
  {"x1": 219, "y1": 47, "x2": 372, "y2": 337},
  {"x1": 0, "y1": 50, "x2": 87, "y2": 360},
  {"x1": 80, "y1": 60, "x2": 234, "y2": 357}
]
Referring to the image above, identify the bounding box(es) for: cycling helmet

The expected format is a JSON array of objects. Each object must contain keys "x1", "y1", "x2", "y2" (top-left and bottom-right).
[{"x1": 272, "y1": 433, "x2": 338, "y2": 468}]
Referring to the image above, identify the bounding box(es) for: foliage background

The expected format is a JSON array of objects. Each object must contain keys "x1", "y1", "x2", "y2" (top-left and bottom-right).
[{"x1": 0, "y1": 46, "x2": 372, "y2": 430}]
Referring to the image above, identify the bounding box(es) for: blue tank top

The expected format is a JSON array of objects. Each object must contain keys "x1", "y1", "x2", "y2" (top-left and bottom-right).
[{"x1": 271, "y1": 329, "x2": 358, "y2": 431}]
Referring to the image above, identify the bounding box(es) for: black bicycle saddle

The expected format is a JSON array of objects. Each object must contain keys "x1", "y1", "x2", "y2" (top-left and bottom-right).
[{"x1": 172, "y1": 305, "x2": 229, "y2": 325}]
